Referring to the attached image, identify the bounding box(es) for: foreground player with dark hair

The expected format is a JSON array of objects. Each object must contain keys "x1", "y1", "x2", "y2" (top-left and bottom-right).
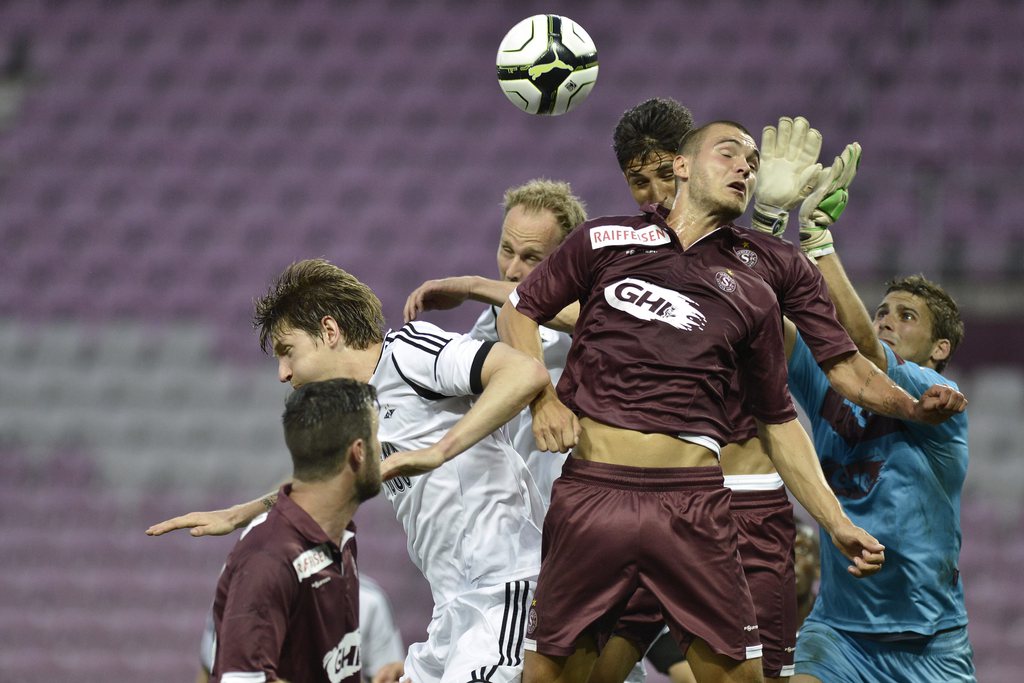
[
  {"x1": 498, "y1": 120, "x2": 891, "y2": 683},
  {"x1": 149, "y1": 258, "x2": 551, "y2": 683},
  {"x1": 207, "y1": 378, "x2": 380, "y2": 683},
  {"x1": 593, "y1": 107, "x2": 970, "y2": 683}
]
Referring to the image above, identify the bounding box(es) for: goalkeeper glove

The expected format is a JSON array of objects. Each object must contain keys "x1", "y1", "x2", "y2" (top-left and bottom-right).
[
  {"x1": 798, "y1": 142, "x2": 861, "y2": 259},
  {"x1": 752, "y1": 116, "x2": 823, "y2": 237}
]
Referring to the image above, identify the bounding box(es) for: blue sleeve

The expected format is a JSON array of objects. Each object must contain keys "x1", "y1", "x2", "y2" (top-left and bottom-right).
[
  {"x1": 787, "y1": 332, "x2": 830, "y2": 419},
  {"x1": 883, "y1": 343, "x2": 968, "y2": 449}
]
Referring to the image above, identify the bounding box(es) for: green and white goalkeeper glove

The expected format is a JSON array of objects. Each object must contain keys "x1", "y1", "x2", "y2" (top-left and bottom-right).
[
  {"x1": 752, "y1": 116, "x2": 824, "y2": 237},
  {"x1": 798, "y1": 142, "x2": 861, "y2": 259}
]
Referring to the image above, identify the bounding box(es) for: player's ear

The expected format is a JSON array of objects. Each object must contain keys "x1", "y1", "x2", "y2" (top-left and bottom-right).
[
  {"x1": 321, "y1": 316, "x2": 344, "y2": 348},
  {"x1": 347, "y1": 438, "x2": 366, "y2": 474},
  {"x1": 673, "y1": 154, "x2": 690, "y2": 181},
  {"x1": 930, "y1": 338, "x2": 951, "y2": 367}
]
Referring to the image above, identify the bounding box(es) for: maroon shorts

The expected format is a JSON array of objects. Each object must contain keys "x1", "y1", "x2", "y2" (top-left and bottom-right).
[
  {"x1": 730, "y1": 486, "x2": 797, "y2": 678},
  {"x1": 612, "y1": 487, "x2": 796, "y2": 677},
  {"x1": 524, "y1": 458, "x2": 761, "y2": 662}
]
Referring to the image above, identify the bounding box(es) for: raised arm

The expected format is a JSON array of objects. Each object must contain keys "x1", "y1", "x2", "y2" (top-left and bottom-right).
[
  {"x1": 815, "y1": 256, "x2": 886, "y2": 369},
  {"x1": 404, "y1": 275, "x2": 578, "y2": 332},
  {"x1": 795, "y1": 142, "x2": 886, "y2": 370},
  {"x1": 778, "y1": 141, "x2": 965, "y2": 423},
  {"x1": 379, "y1": 341, "x2": 549, "y2": 480},
  {"x1": 497, "y1": 299, "x2": 580, "y2": 452},
  {"x1": 758, "y1": 418, "x2": 885, "y2": 578}
]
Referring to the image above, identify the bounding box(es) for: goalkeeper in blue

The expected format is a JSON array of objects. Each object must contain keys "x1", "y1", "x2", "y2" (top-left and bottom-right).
[{"x1": 766, "y1": 142, "x2": 975, "y2": 682}]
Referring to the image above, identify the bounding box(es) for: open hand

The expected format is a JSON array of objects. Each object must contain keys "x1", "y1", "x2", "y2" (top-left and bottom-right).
[
  {"x1": 146, "y1": 508, "x2": 237, "y2": 537},
  {"x1": 381, "y1": 447, "x2": 447, "y2": 480},
  {"x1": 404, "y1": 277, "x2": 474, "y2": 322}
]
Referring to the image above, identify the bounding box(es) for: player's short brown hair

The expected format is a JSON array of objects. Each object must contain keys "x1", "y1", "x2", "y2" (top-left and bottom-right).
[
  {"x1": 283, "y1": 378, "x2": 378, "y2": 482},
  {"x1": 885, "y1": 274, "x2": 964, "y2": 372},
  {"x1": 678, "y1": 119, "x2": 754, "y2": 157},
  {"x1": 502, "y1": 178, "x2": 587, "y2": 242},
  {"x1": 254, "y1": 258, "x2": 385, "y2": 353}
]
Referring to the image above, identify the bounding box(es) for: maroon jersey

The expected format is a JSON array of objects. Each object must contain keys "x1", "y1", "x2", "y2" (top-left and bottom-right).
[
  {"x1": 211, "y1": 485, "x2": 361, "y2": 683},
  {"x1": 703, "y1": 216, "x2": 857, "y2": 442},
  {"x1": 511, "y1": 208, "x2": 797, "y2": 447}
]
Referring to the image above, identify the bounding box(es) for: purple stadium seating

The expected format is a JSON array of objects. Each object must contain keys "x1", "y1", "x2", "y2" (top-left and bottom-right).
[
  {"x1": 0, "y1": 0, "x2": 1019, "y2": 331},
  {"x1": 0, "y1": 2, "x2": 1020, "y2": 681}
]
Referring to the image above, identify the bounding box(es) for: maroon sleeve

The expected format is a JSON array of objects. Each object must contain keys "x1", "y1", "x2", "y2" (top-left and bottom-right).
[
  {"x1": 216, "y1": 552, "x2": 296, "y2": 680},
  {"x1": 511, "y1": 223, "x2": 594, "y2": 324},
  {"x1": 737, "y1": 308, "x2": 798, "y2": 424},
  {"x1": 777, "y1": 249, "x2": 857, "y2": 365}
]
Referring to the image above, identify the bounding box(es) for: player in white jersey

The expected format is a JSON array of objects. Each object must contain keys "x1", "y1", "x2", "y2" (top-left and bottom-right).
[
  {"x1": 359, "y1": 575, "x2": 406, "y2": 683},
  {"x1": 148, "y1": 258, "x2": 549, "y2": 683},
  {"x1": 404, "y1": 179, "x2": 586, "y2": 509},
  {"x1": 372, "y1": 321, "x2": 545, "y2": 608},
  {"x1": 465, "y1": 308, "x2": 570, "y2": 508}
]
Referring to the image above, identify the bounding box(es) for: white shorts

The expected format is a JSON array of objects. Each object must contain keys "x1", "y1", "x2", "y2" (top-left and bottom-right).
[{"x1": 402, "y1": 579, "x2": 535, "y2": 683}]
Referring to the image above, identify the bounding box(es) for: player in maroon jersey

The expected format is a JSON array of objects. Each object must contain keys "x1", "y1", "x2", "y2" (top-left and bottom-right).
[
  {"x1": 497, "y1": 120, "x2": 960, "y2": 683},
  {"x1": 209, "y1": 378, "x2": 380, "y2": 683}
]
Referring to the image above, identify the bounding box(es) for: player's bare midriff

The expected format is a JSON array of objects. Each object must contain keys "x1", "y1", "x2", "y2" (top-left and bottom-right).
[
  {"x1": 574, "y1": 417, "x2": 718, "y2": 468},
  {"x1": 720, "y1": 437, "x2": 779, "y2": 476}
]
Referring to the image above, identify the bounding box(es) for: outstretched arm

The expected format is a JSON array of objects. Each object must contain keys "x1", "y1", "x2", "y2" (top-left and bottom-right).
[
  {"x1": 145, "y1": 488, "x2": 280, "y2": 537},
  {"x1": 404, "y1": 275, "x2": 578, "y2": 332},
  {"x1": 379, "y1": 341, "x2": 549, "y2": 480},
  {"x1": 758, "y1": 418, "x2": 885, "y2": 578},
  {"x1": 796, "y1": 142, "x2": 886, "y2": 369}
]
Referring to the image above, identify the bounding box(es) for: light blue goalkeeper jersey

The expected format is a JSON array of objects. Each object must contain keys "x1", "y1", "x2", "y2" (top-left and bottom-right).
[{"x1": 788, "y1": 334, "x2": 969, "y2": 635}]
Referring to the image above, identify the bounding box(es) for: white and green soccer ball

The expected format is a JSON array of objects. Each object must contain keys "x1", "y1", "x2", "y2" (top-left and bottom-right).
[{"x1": 496, "y1": 14, "x2": 599, "y2": 116}]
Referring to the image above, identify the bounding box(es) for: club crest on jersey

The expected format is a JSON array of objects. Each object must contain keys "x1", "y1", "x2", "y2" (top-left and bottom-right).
[
  {"x1": 590, "y1": 224, "x2": 670, "y2": 249},
  {"x1": 293, "y1": 544, "x2": 333, "y2": 581},
  {"x1": 734, "y1": 247, "x2": 758, "y2": 267},
  {"x1": 605, "y1": 278, "x2": 706, "y2": 331},
  {"x1": 715, "y1": 270, "x2": 738, "y2": 293}
]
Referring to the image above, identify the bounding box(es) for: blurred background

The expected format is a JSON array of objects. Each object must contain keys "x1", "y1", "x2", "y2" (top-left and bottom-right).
[{"x1": 0, "y1": 0, "x2": 1020, "y2": 680}]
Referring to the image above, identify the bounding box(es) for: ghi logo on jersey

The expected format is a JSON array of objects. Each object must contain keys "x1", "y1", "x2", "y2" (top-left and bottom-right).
[
  {"x1": 605, "y1": 278, "x2": 706, "y2": 330},
  {"x1": 323, "y1": 629, "x2": 361, "y2": 682}
]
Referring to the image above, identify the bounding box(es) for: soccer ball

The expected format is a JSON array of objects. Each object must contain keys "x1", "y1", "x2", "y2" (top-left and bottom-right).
[{"x1": 496, "y1": 14, "x2": 599, "y2": 116}]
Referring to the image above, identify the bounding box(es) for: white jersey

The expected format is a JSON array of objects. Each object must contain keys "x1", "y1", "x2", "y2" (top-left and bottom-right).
[
  {"x1": 359, "y1": 575, "x2": 406, "y2": 677},
  {"x1": 371, "y1": 321, "x2": 544, "y2": 607},
  {"x1": 468, "y1": 306, "x2": 571, "y2": 509}
]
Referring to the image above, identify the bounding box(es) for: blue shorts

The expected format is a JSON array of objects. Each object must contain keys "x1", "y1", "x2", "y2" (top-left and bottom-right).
[{"x1": 794, "y1": 619, "x2": 975, "y2": 682}]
